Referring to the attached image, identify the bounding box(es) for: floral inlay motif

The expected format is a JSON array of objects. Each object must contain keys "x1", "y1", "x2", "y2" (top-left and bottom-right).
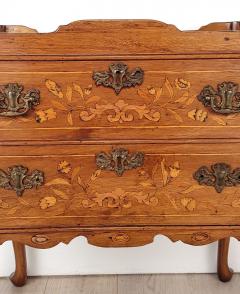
[
  {"x1": 0, "y1": 199, "x2": 8, "y2": 209},
  {"x1": 32, "y1": 77, "x2": 240, "y2": 126},
  {"x1": 39, "y1": 196, "x2": 57, "y2": 210},
  {"x1": 80, "y1": 99, "x2": 161, "y2": 123},
  {"x1": 2, "y1": 157, "x2": 240, "y2": 215},
  {"x1": 57, "y1": 161, "x2": 72, "y2": 174},
  {"x1": 41, "y1": 157, "x2": 184, "y2": 210},
  {"x1": 175, "y1": 78, "x2": 191, "y2": 90},
  {"x1": 0, "y1": 157, "x2": 206, "y2": 214},
  {"x1": 35, "y1": 108, "x2": 57, "y2": 123},
  {"x1": 111, "y1": 232, "x2": 130, "y2": 244},
  {"x1": 180, "y1": 197, "x2": 196, "y2": 212}
]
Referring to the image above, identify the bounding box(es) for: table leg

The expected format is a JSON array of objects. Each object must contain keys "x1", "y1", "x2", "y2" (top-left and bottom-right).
[
  {"x1": 217, "y1": 237, "x2": 233, "y2": 282},
  {"x1": 10, "y1": 241, "x2": 27, "y2": 287}
]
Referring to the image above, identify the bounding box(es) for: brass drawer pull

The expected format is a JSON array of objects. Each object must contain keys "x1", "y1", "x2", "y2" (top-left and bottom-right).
[
  {"x1": 92, "y1": 62, "x2": 144, "y2": 94},
  {"x1": 0, "y1": 83, "x2": 40, "y2": 117},
  {"x1": 96, "y1": 148, "x2": 144, "y2": 176},
  {"x1": 0, "y1": 165, "x2": 44, "y2": 196},
  {"x1": 198, "y1": 81, "x2": 240, "y2": 114},
  {"x1": 193, "y1": 163, "x2": 240, "y2": 193}
]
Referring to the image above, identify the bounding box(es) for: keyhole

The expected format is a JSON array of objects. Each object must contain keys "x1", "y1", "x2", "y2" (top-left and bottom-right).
[
  {"x1": 116, "y1": 155, "x2": 122, "y2": 169},
  {"x1": 16, "y1": 173, "x2": 21, "y2": 189},
  {"x1": 115, "y1": 70, "x2": 121, "y2": 86}
]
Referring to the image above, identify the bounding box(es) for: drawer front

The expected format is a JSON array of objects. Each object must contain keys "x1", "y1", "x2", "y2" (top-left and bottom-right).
[
  {"x1": 1, "y1": 60, "x2": 240, "y2": 141},
  {"x1": 1, "y1": 143, "x2": 240, "y2": 229}
]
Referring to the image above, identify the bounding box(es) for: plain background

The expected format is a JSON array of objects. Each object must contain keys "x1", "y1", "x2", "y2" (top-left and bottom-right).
[{"x1": 1, "y1": 0, "x2": 240, "y2": 276}]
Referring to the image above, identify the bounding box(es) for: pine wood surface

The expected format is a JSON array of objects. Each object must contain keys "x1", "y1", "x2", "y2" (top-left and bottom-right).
[{"x1": 1, "y1": 20, "x2": 240, "y2": 57}]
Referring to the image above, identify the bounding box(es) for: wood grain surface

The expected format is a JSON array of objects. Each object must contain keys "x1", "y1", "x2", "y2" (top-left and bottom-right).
[
  {"x1": 0, "y1": 60, "x2": 240, "y2": 141},
  {"x1": 0, "y1": 20, "x2": 240, "y2": 57},
  {"x1": 0, "y1": 144, "x2": 239, "y2": 229},
  {"x1": 0, "y1": 20, "x2": 240, "y2": 285}
]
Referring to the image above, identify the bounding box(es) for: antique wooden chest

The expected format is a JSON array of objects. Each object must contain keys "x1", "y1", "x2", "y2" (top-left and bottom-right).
[{"x1": 0, "y1": 20, "x2": 240, "y2": 285}]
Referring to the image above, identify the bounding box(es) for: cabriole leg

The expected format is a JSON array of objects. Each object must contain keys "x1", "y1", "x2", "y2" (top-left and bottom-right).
[
  {"x1": 217, "y1": 237, "x2": 233, "y2": 282},
  {"x1": 10, "y1": 241, "x2": 27, "y2": 287}
]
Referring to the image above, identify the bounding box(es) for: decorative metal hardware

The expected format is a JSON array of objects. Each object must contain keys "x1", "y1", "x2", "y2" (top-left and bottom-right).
[
  {"x1": 96, "y1": 148, "x2": 144, "y2": 176},
  {"x1": 193, "y1": 163, "x2": 240, "y2": 193},
  {"x1": 0, "y1": 26, "x2": 6, "y2": 32},
  {"x1": 197, "y1": 81, "x2": 240, "y2": 114},
  {"x1": 92, "y1": 63, "x2": 144, "y2": 94},
  {"x1": 0, "y1": 165, "x2": 44, "y2": 196},
  {"x1": 0, "y1": 83, "x2": 40, "y2": 117}
]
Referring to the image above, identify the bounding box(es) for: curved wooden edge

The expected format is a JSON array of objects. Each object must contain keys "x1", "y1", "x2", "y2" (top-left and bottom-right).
[
  {"x1": 0, "y1": 20, "x2": 180, "y2": 34},
  {"x1": 10, "y1": 241, "x2": 27, "y2": 287},
  {"x1": 217, "y1": 238, "x2": 233, "y2": 282},
  {"x1": 199, "y1": 21, "x2": 240, "y2": 32},
  {"x1": 0, "y1": 25, "x2": 38, "y2": 33},
  {"x1": 0, "y1": 20, "x2": 239, "y2": 34},
  {"x1": 55, "y1": 20, "x2": 180, "y2": 33},
  {"x1": 0, "y1": 226, "x2": 240, "y2": 248}
]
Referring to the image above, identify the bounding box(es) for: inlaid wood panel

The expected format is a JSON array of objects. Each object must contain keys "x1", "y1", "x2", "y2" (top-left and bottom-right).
[
  {"x1": 1, "y1": 20, "x2": 240, "y2": 283},
  {"x1": 0, "y1": 144, "x2": 240, "y2": 229},
  {"x1": 1, "y1": 226, "x2": 240, "y2": 248},
  {"x1": 1, "y1": 60, "x2": 240, "y2": 141}
]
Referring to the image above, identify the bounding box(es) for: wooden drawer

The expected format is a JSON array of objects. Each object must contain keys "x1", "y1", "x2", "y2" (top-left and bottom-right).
[
  {"x1": 1, "y1": 59, "x2": 240, "y2": 141},
  {"x1": 1, "y1": 143, "x2": 240, "y2": 229}
]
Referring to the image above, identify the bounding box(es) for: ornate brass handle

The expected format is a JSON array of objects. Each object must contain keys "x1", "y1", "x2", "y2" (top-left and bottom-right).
[
  {"x1": 193, "y1": 163, "x2": 240, "y2": 193},
  {"x1": 198, "y1": 81, "x2": 240, "y2": 114},
  {"x1": 92, "y1": 62, "x2": 144, "y2": 95},
  {"x1": 96, "y1": 148, "x2": 144, "y2": 176},
  {"x1": 0, "y1": 83, "x2": 40, "y2": 117},
  {"x1": 0, "y1": 165, "x2": 44, "y2": 196}
]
